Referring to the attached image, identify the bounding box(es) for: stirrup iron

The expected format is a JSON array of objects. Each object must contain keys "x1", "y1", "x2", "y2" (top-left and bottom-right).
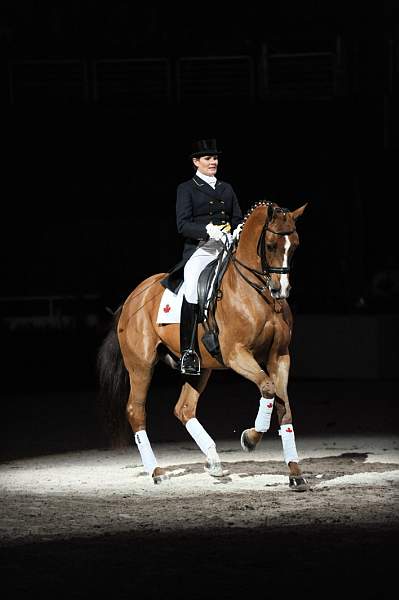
[{"x1": 181, "y1": 349, "x2": 201, "y2": 375}]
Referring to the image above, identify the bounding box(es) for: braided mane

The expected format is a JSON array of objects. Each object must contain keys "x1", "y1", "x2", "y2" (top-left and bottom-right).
[{"x1": 242, "y1": 200, "x2": 270, "y2": 227}]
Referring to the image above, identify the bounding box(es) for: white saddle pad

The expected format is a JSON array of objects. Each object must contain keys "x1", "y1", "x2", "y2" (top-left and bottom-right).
[
  {"x1": 156, "y1": 274, "x2": 216, "y2": 325},
  {"x1": 157, "y1": 284, "x2": 185, "y2": 324}
]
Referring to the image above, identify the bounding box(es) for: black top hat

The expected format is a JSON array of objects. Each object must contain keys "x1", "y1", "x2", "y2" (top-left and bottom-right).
[{"x1": 190, "y1": 139, "x2": 222, "y2": 157}]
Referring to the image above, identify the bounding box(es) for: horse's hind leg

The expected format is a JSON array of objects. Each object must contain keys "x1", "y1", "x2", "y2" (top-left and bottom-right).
[
  {"x1": 126, "y1": 365, "x2": 168, "y2": 484},
  {"x1": 174, "y1": 369, "x2": 229, "y2": 477},
  {"x1": 271, "y1": 354, "x2": 308, "y2": 492}
]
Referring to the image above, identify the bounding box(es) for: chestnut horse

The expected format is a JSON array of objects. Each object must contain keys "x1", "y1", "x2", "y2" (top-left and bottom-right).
[{"x1": 98, "y1": 201, "x2": 308, "y2": 491}]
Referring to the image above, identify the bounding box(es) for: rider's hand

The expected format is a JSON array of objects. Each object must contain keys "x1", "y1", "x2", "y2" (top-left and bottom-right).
[
  {"x1": 219, "y1": 223, "x2": 232, "y2": 244},
  {"x1": 206, "y1": 223, "x2": 224, "y2": 241},
  {"x1": 232, "y1": 223, "x2": 243, "y2": 241},
  {"x1": 217, "y1": 223, "x2": 231, "y2": 234}
]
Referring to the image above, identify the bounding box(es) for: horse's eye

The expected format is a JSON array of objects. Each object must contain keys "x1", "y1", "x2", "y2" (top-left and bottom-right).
[{"x1": 266, "y1": 243, "x2": 275, "y2": 251}]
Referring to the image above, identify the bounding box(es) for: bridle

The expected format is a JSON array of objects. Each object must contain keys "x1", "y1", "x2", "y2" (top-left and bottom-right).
[
  {"x1": 257, "y1": 202, "x2": 295, "y2": 277},
  {"x1": 230, "y1": 202, "x2": 296, "y2": 300}
]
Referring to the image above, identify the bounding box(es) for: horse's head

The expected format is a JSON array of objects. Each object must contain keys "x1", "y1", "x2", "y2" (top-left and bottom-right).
[
  {"x1": 261, "y1": 202, "x2": 307, "y2": 299},
  {"x1": 238, "y1": 201, "x2": 307, "y2": 299}
]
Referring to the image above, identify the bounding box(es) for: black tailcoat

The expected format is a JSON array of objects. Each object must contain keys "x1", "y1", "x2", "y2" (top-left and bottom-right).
[{"x1": 161, "y1": 175, "x2": 243, "y2": 292}]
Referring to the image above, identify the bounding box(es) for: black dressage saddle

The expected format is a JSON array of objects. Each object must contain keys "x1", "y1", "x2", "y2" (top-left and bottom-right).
[{"x1": 196, "y1": 250, "x2": 230, "y2": 361}]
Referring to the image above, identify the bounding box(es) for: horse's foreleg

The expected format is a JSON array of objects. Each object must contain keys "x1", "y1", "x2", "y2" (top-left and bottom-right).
[
  {"x1": 272, "y1": 354, "x2": 308, "y2": 492},
  {"x1": 127, "y1": 365, "x2": 168, "y2": 484},
  {"x1": 174, "y1": 369, "x2": 228, "y2": 477},
  {"x1": 227, "y1": 345, "x2": 275, "y2": 452}
]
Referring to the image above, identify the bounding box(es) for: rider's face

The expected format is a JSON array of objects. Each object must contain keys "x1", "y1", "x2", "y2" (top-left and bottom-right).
[{"x1": 193, "y1": 155, "x2": 219, "y2": 177}]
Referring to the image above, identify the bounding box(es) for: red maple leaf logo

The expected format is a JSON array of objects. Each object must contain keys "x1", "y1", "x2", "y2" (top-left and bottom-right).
[
  {"x1": 163, "y1": 304, "x2": 171, "y2": 313},
  {"x1": 285, "y1": 427, "x2": 293, "y2": 433},
  {"x1": 267, "y1": 403, "x2": 273, "y2": 408}
]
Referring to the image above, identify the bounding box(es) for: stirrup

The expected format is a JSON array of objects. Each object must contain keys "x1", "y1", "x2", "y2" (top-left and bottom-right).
[{"x1": 181, "y1": 349, "x2": 201, "y2": 376}]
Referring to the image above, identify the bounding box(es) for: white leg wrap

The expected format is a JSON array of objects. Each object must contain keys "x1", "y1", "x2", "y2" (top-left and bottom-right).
[
  {"x1": 254, "y1": 396, "x2": 274, "y2": 432},
  {"x1": 206, "y1": 446, "x2": 220, "y2": 462},
  {"x1": 134, "y1": 430, "x2": 158, "y2": 475},
  {"x1": 185, "y1": 417, "x2": 216, "y2": 456},
  {"x1": 279, "y1": 423, "x2": 299, "y2": 464}
]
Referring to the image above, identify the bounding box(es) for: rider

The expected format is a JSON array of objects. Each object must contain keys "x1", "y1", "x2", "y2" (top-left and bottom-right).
[{"x1": 175, "y1": 138, "x2": 243, "y2": 375}]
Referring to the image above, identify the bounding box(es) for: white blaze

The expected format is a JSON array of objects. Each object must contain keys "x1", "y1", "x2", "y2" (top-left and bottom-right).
[{"x1": 280, "y1": 235, "x2": 291, "y2": 297}]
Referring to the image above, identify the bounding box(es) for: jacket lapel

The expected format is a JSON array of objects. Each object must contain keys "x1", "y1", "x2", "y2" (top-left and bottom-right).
[
  {"x1": 192, "y1": 175, "x2": 220, "y2": 199},
  {"x1": 215, "y1": 180, "x2": 226, "y2": 195}
]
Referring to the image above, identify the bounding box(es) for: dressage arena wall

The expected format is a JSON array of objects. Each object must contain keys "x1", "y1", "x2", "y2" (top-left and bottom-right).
[{"x1": 290, "y1": 314, "x2": 398, "y2": 379}]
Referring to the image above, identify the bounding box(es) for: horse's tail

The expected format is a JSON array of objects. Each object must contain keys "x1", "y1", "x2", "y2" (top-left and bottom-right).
[{"x1": 97, "y1": 307, "x2": 131, "y2": 447}]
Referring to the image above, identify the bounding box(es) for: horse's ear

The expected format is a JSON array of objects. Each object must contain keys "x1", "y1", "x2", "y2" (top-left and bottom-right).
[{"x1": 290, "y1": 203, "x2": 307, "y2": 221}]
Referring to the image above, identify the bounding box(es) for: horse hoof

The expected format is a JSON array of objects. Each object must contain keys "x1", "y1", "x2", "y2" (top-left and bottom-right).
[
  {"x1": 240, "y1": 429, "x2": 257, "y2": 453},
  {"x1": 152, "y1": 469, "x2": 170, "y2": 485},
  {"x1": 204, "y1": 461, "x2": 229, "y2": 478},
  {"x1": 289, "y1": 476, "x2": 309, "y2": 492}
]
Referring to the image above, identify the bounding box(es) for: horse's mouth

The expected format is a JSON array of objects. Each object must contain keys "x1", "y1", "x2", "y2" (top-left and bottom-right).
[{"x1": 271, "y1": 291, "x2": 290, "y2": 300}]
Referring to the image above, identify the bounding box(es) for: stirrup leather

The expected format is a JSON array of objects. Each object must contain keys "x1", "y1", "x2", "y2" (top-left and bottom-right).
[{"x1": 181, "y1": 349, "x2": 201, "y2": 375}]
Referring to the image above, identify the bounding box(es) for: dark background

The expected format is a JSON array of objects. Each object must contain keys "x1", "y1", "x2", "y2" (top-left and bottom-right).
[
  {"x1": 1, "y1": 4, "x2": 398, "y2": 600},
  {"x1": 0, "y1": 1, "x2": 397, "y2": 430},
  {"x1": 0, "y1": 6, "x2": 396, "y2": 407},
  {"x1": 1, "y1": 2, "x2": 395, "y2": 309},
  {"x1": 0, "y1": 1, "x2": 397, "y2": 421}
]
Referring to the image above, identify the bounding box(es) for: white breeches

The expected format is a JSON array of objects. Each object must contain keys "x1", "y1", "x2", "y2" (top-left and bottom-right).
[{"x1": 184, "y1": 240, "x2": 223, "y2": 304}]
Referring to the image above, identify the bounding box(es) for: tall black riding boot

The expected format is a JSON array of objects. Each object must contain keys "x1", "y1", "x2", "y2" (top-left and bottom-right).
[{"x1": 180, "y1": 297, "x2": 201, "y2": 375}]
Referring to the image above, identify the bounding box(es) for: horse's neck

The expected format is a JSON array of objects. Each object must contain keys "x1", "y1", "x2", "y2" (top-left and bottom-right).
[
  {"x1": 226, "y1": 209, "x2": 275, "y2": 308},
  {"x1": 235, "y1": 213, "x2": 265, "y2": 270}
]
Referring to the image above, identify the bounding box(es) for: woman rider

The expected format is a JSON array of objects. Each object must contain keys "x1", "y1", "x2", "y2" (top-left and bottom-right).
[{"x1": 162, "y1": 139, "x2": 243, "y2": 375}]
